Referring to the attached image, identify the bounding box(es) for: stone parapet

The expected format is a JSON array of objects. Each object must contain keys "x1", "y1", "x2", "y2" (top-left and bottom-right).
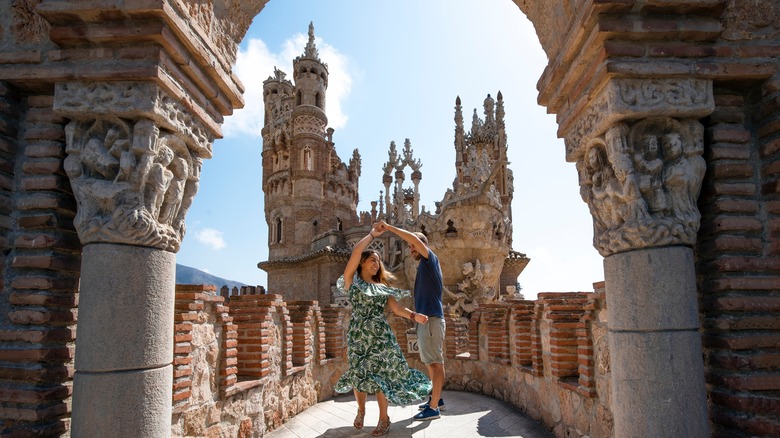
[{"x1": 169, "y1": 283, "x2": 610, "y2": 437}]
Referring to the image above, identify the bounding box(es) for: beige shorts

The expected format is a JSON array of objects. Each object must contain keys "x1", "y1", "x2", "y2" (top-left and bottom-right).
[{"x1": 417, "y1": 317, "x2": 445, "y2": 365}]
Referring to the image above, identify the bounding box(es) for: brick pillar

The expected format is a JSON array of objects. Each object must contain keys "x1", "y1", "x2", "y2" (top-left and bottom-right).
[
  {"x1": 31, "y1": 0, "x2": 257, "y2": 433},
  {"x1": 509, "y1": 300, "x2": 535, "y2": 367},
  {"x1": 0, "y1": 85, "x2": 79, "y2": 437},
  {"x1": 481, "y1": 303, "x2": 510, "y2": 365}
]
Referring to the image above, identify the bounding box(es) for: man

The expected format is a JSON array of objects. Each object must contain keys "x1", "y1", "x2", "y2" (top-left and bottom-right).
[{"x1": 375, "y1": 220, "x2": 445, "y2": 421}]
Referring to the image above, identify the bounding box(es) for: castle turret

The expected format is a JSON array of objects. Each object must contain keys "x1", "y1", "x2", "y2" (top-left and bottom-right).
[{"x1": 260, "y1": 22, "x2": 360, "y2": 265}]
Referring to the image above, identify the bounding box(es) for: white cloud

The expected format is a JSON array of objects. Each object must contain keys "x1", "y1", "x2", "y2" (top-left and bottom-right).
[
  {"x1": 222, "y1": 34, "x2": 352, "y2": 138},
  {"x1": 195, "y1": 228, "x2": 227, "y2": 250}
]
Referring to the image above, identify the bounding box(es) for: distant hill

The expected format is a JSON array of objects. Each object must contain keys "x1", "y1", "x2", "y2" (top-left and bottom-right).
[{"x1": 175, "y1": 264, "x2": 247, "y2": 290}]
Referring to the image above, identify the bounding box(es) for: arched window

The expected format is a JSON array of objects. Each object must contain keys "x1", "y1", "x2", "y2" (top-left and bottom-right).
[
  {"x1": 296, "y1": 90, "x2": 302, "y2": 106},
  {"x1": 275, "y1": 217, "x2": 283, "y2": 243},
  {"x1": 337, "y1": 218, "x2": 343, "y2": 231},
  {"x1": 315, "y1": 92, "x2": 322, "y2": 109},
  {"x1": 302, "y1": 147, "x2": 313, "y2": 171}
]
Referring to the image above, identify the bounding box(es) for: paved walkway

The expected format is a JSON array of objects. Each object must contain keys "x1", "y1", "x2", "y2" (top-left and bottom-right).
[{"x1": 265, "y1": 389, "x2": 554, "y2": 437}]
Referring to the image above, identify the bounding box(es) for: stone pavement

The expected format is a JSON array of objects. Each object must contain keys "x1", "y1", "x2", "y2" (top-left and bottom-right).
[{"x1": 265, "y1": 389, "x2": 554, "y2": 437}]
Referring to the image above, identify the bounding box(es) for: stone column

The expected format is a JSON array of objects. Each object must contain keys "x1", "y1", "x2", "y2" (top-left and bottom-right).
[
  {"x1": 55, "y1": 82, "x2": 212, "y2": 437},
  {"x1": 570, "y1": 78, "x2": 713, "y2": 437}
]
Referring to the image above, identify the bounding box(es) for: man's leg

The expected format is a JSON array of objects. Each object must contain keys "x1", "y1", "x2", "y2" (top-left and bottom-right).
[{"x1": 428, "y1": 362, "x2": 445, "y2": 408}]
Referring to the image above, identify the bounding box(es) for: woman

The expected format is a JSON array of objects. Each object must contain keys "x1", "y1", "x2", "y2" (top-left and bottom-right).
[{"x1": 334, "y1": 226, "x2": 432, "y2": 436}]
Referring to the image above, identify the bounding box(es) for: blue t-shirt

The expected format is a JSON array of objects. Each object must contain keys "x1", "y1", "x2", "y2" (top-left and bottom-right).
[{"x1": 414, "y1": 249, "x2": 444, "y2": 318}]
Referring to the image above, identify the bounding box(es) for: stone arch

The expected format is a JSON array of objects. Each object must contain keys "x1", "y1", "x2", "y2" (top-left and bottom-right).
[{"x1": 2, "y1": 1, "x2": 778, "y2": 437}]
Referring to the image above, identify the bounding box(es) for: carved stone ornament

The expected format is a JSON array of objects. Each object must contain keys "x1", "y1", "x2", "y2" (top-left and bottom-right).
[
  {"x1": 64, "y1": 117, "x2": 202, "y2": 252},
  {"x1": 576, "y1": 118, "x2": 706, "y2": 256},
  {"x1": 54, "y1": 81, "x2": 214, "y2": 159},
  {"x1": 564, "y1": 78, "x2": 714, "y2": 162}
]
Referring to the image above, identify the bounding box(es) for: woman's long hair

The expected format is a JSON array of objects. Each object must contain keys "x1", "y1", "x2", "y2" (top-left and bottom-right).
[{"x1": 357, "y1": 250, "x2": 396, "y2": 284}]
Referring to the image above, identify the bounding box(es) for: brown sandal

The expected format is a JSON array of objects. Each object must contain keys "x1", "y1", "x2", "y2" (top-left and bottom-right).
[
  {"x1": 353, "y1": 409, "x2": 365, "y2": 429},
  {"x1": 371, "y1": 418, "x2": 391, "y2": 436}
]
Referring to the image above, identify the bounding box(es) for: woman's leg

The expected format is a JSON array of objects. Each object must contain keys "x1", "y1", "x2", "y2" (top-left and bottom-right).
[
  {"x1": 372, "y1": 392, "x2": 391, "y2": 436},
  {"x1": 376, "y1": 392, "x2": 389, "y2": 420},
  {"x1": 353, "y1": 390, "x2": 367, "y2": 429}
]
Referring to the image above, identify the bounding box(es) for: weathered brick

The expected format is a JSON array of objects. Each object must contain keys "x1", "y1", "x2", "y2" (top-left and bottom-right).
[
  {"x1": 14, "y1": 233, "x2": 81, "y2": 251},
  {"x1": 761, "y1": 137, "x2": 780, "y2": 158},
  {"x1": 23, "y1": 126, "x2": 65, "y2": 142},
  {"x1": 0, "y1": 364, "x2": 72, "y2": 383},
  {"x1": 24, "y1": 141, "x2": 65, "y2": 158},
  {"x1": 763, "y1": 159, "x2": 780, "y2": 176},
  {"x1": 708, "y1": 350, "x2": 780, "y2": 369},
  {"x1": 10, "y1": 275, "x2": 80, "y2": 291},
  {"x1": 0, "y1": 384, "x2": 71, "y2": 404},
  {"x1": 0, "y1": 346, "x2": 73, "y2": 362},
  {"x1": 762, "y1": 179, "x2": 780, "y2": 195},
  {"x1": 707, "y1": 372, "x2": 780, "y2": 391},
  {"x1": 8, "y1": 291, "x2": 78, "y2": 307},
  {"x1": 0, "y1": 328, "x2": 76, "y2": 343},
  {"x1": 20, "y1": 175, "x2": 72, "y2": 193},
  {"x1": 21, "y1": 158, "x2": 63, "y2": 175},
  {"x1": 18, "y1": 213, "x2": 75, "y2": 230},
  {"x1": 708, "y1": 182, "x2": 757, "y2": 197},
  {"x1": 711, "y1": 295, "x2": 780, "y2": 311},
  {"x1": 709, "y1": 162, "x2": 755, "y2": 180},
  {"x1": 11, "y1": 253, "x2": 81, "y2": 272},
  {"x1": 708, "y1": 216, "x2": 763, "y2": 232},
  {"x1": 707, "y1": 143, "x2": 751, "y2": 161},
  {"x1": 711, "y1": 390, "x2": 780, "y2": 415},
  {"x1": 0, "y1": 401, "x2": 69, "y2": 421},
  {"x1": 710, "y1": 199, "x2": 760, "y2": 214},
  {"x1": 9, "y1": 308, "x2": 77, "y2": 325},
  {"x1": 16, "y1": 193, "x2": 76, "y2": 212}
]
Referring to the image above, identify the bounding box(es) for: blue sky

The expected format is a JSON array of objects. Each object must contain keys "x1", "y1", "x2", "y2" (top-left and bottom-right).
[{"x1": 175, "y1": 0, "x2": 605, "y2": 299}]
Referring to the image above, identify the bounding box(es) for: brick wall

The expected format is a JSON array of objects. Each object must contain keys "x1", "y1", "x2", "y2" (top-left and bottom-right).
[
  {"x1": 698, "y1": 79, "x2": 780, "y2": 437},
  {"x1": 0, "y1": 87, "x2": 78, "y2": 437}
]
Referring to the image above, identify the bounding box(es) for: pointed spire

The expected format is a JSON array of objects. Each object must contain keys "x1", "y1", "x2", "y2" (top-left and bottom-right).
[
  {"x1": 454, "y1": 95, "x2": 464, "y2": 161},
  {"x1": 303, "y1": 21, "x2": 320, "y2": 60},
  {"x1": 496, "y1": 90, "x2": 505, "y2": 127},
  {"x1": 484, "y1": 93, "x2": 495, "y2": 125}
]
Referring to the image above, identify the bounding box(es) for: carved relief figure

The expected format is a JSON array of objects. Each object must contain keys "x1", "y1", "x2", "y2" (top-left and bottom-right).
[
  {"x1": 661, "y1": 132, "x2": 690, "y2": 217},
  {"x1": 145, "y1": 145, "x2": 174, "y2": 219},
  {"x1": 64, "y1": 117, "x2": 201, "y2": 252},
  {"x1": 159, "y1": 156, "x2": 190, "y2": 225},
  {"x1": 633, "y1": 134, "x2": 666, "y2": 214},
  {"x1": 579, "y1": 117, "x2": 708, "y2": 256}
]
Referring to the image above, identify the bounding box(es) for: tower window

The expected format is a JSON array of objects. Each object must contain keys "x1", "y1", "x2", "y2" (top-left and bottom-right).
[
  {"x1": 296, "y1": 90, "x2": 302, "y2": 106},
  {"x1": 315, "y1": 92, "x2": 322, "y2": 109},
  {"x1": 275, "y1": 218, "x2": 283, "y2": 243},
  {"x1": 302, "y1": 147, "x2": 313, "y2": 171},
  {"x1": 337, "y1": 218, "x2": 343, "y2": 231}
]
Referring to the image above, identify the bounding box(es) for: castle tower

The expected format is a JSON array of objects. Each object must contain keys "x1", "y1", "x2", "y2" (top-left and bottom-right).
[
  {"x1": 259, "y1": 23, "x2": 361, "y2": 299},
  {"x1": 453, "y1": 92, "x2": 513, "y2": 245}
]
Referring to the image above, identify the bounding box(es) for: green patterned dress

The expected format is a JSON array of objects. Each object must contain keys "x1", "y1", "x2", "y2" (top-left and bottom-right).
[{"x1": 334, "y1": 275, "x2": 432, "y2": 404}]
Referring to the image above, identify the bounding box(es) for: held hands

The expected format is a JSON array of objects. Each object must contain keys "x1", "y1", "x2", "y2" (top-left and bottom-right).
[{"x1": 371, "y1": 221, "x2": 388, "y2": 237}]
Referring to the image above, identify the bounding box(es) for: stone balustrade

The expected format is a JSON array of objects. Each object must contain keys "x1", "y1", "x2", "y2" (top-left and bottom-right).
[{"x1": 170, "y1": 282, "x2": 610, "y2": 437}]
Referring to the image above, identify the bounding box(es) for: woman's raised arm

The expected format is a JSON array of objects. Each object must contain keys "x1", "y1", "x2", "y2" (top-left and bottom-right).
[{"x1": 342, "y1": 228, "x2": 382, "y2": 290}]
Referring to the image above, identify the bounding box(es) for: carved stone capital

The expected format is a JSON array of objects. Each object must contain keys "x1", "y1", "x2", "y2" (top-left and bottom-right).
[
  {"x1": 564, "y1": 78, "x2": 714, "y2": 162},
  {"x1": 56, "y1": 82, "x2": 211, "y2": 252},
  {"x1": 55, "y1": 81, "x2": 213, "y2": 159},
  {"x1": 576, "y1": 118, "x2": 706, "y2": 257}
]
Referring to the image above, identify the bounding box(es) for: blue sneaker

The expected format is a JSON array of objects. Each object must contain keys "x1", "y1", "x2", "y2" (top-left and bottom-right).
[
  {"x1": 418, "y1": 397, "x2": 445, "y2": 411},
  {"x1": 413, "y1": 407, "x2": 440, "y2": 421}
]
